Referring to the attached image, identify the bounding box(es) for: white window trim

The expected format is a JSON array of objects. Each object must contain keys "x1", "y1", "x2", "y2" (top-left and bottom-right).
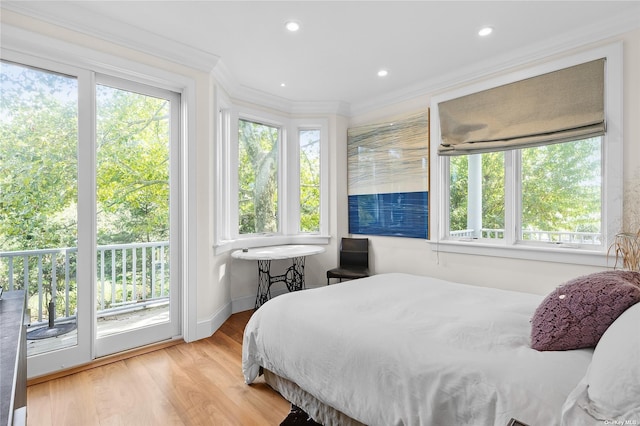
[
  {"x1": 214, "y1": 103, "x2": 329, "y2": 255},
  {"x1": 429, "y1": 42, "x2": 623, "y2": 267},
  {"x1": 290, "y1": 119, "x2": 330, "y2": 237}
]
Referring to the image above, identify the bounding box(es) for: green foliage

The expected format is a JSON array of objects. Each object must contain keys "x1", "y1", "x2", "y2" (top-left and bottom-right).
[
  {"x1": 238, "y1": 119, "x2": 278, "y2": 234},
  {"x1": 521, "y1": 139, "x2": 601, "y2": 234},
  {"x1": 449, "y1": 155, "x2": 468, "y2": 231},
  {"x1": 450, "y1": 153, "x2": 504, "y2": 232},
  {"x1": 449, "y1": 139, "x2": 601, "y2": 237},
  {"x1": 481, "y1": 152, "x2": 505, "y2": 230},
  {"x1": 96, "y1": 85, "x2": 170, "y2": 244},
  {"x1": 1, "y1": 62, "x2": 171, "y2": 317},
  {"x1": 299, "y1": 130, "x2": 320, "y2": 232},
  {"x1": 0, "y1": 63, "x2": 79, "y2": 251}
]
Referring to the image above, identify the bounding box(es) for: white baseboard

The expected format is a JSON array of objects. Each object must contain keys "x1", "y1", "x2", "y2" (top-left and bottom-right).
[
  {"x1": 195, "y1": 302, "x2": 231, "y2": 341},
  {"x1": 194, "y1": 288, "x2": 289, "y2": 340}
]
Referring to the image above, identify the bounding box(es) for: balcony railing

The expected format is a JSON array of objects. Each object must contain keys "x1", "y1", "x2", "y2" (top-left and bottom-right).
[
  {"x1": 450, "y1": 229, "x2": 601, "y2": 244},
  {"x1": 0, "y1": 241, "x2": 169, "y2": 328}
]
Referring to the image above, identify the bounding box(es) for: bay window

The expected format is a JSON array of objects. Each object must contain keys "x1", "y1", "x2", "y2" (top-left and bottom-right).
[{"x1": 214, "y1": 105, "x2": 328, "y2": 252}]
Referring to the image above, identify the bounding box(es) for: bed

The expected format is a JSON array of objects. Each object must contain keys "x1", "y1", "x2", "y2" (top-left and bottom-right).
[{"x1": 242, "y1": 272, "x2": 640, "y2": 426}]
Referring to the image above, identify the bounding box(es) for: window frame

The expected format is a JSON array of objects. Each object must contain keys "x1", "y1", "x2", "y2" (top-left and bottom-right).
[
  {"x1": 291, "y1": 121, "x2": 329, "y2": 236},
  {"x1": 429, "y1": 43, "x2": 623, "y2": 267},
  {"x1": 236, "y1": 115, "x2": 284, "y2": 236},
  {"x1": 214, "y1": 103, "x2": 329, "y2": 254}
]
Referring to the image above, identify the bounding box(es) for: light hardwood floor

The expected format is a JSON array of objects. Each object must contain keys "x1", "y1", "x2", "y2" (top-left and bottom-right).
[{"x1": 26, "y1": 310, "x2": 291, "y2": 425}]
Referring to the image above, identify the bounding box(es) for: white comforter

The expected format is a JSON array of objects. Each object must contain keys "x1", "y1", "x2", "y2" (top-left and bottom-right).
[{"x1": 243, "y1": 273, "x2": 593, "y2": 426}]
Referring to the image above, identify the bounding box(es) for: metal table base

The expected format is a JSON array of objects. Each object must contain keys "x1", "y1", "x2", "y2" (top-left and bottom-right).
[{"x1": 255, "y1": 256, "x2": 306, "y2": 309}]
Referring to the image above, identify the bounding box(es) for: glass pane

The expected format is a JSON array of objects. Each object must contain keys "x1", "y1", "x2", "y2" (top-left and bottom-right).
[
  {"x1": 0, "y1": 61, "x2": 79, "y2": 355},
  {"x1": 238, "y1": 119, "x2": 279, "y2": 234},
  {"x1": 299, "y1": 129, "x2": 321, "y2": 233},
  {"x1": 521, "y1": 137, "x2": 602, "y2": 244},
  {"x1": 450, "y1": 152, "x2": 504, "y2": 239},
  {"x1": 95, "y1": 84, "x2": 171, "y2": 337}
]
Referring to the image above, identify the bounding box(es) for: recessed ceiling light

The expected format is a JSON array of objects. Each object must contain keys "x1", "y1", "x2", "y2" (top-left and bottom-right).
[
  {"x1": 478, "y1": 26, "x2": 493, "y2": 37},
  {"x1": 377, "y1": 69, "x2": 388, "y2": 77},
  {"x1": 285, "y1": 21, "x2": 300, "y2": 32},
  {"x1": 280, "y1": 83, "x2": 286, "y2": 87}
]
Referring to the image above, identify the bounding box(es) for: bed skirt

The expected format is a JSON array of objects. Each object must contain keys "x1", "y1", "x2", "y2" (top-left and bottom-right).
[{"x1": 264, "y1": 369, "x2": 365, "y2": 426}]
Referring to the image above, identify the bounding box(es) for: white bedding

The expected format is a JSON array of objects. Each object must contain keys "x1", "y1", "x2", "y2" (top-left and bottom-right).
[{"x1": 242, "y1": 273, "x2": 593, "y2": 426}]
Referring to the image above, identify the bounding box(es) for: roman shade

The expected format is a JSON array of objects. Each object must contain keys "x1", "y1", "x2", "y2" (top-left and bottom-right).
[{"x1": 438, "y1": 58, "x2": 605, "y2": 156}]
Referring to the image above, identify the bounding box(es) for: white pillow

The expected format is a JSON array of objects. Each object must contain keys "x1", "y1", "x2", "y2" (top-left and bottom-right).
[{"x1": 585, "y1": 302, "x2": 640, "y2": 420}]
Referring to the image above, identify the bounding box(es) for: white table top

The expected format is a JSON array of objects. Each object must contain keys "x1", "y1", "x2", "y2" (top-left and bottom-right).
[{"x1": 231, "y1": 244, "x2": 325, "y2": 261}]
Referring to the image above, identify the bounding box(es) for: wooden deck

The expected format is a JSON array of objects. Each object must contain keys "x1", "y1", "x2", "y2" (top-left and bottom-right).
[{"x1": 27, "y1": 305, "x2": 169, "y2": 357}]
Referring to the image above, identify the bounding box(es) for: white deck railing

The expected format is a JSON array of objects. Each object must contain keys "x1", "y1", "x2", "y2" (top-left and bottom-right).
[
  {"x1": 450, "y1": 229, "x2": 601, "y2": 244},
  {"x1": 0, "y1": 241, "x2": 169, "y2": 327}
]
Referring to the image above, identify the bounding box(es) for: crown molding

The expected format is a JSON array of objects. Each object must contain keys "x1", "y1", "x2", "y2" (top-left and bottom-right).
[
  {"x1": 1, "y1": 2, "x2": 219, "y2": 73},
  {"x1": 3, "y1": 2, "x2": 350, "y2": 116},
  {"x1": 227, "y1": 83, "x2": 351, "y2": 117},
  {"x1": 350, "y1": 5, "x2": 640, "y2": 116},
  {"x1": 210, "y1": 55, "x2": 350, "y2": 116},
  {"x1": 1, "y1": 23, "x2": 195, "y2": 94},
  {"x1": 4, "y1": 1, "x2": 639, "y2": 118}
]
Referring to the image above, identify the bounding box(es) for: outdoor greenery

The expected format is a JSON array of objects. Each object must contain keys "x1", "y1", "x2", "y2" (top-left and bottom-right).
[
  {"x1": 450, "y1": 151, "x2": 504, "y2": 233},
  {"x1": 0, "y1": 61, "x2": 170, "y2": 319},
  {"x1": 238, "y1": 122, "x2": 321, "y2": 234},
  {"x1": 96, "y1": 84, "x2": 170, "y2": 244},
  {"x1": 521, "y1": 139, "x2": 601, "y2": 235},
  {"x1": 299, "y1": 129, "x2": 321, "y2": 233},
  {"x1": 238, "y1": 119, "x2": 279, "y2": 234},
  {"x1": 449, "y1": 138, "x2": 601, "y2": 238},
  {"x1": 0, "y1": 63, "x2": 79, "y2": 253}
]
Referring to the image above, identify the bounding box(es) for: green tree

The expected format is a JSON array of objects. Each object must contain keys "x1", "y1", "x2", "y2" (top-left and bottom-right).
[
  {"x1": 449, "y1": 139, "x2": 601, "y2": 236},
  {"x1": 0, "y1": 62, "x2": 78, "y2": 252},
  {"x1": 449, "y1": 152, "x2": 504, "y2": 232},
  {"x1": 522, "y1": 138, "x2": 601, "y2": 234},
  {"x1": 299, "y1": 130, "x2": 320, "y2": 232},
  {"x1": 238, "y1": 119, "x2": 278, "y2": 234},
  {"x1": 96, "y1": 85, "x2": 170, "y2": 244},
  {"x1": 1, "y1": 62, "x2": 80, "y2": 316}
]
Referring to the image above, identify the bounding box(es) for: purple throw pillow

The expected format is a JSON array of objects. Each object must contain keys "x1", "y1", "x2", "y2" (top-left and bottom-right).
[{"x1": 530, "y1": 270, "x2": 640, "y2": 351}]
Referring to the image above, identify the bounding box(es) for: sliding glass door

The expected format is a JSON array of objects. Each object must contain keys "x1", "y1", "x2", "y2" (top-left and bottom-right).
[{"x1": 1, "y1": 55, "x2": 182, "y2": 376}]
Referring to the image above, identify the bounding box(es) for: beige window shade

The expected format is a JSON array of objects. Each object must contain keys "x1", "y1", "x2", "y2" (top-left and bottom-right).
[{"x1": 438, "y1": 58, "x2": 605, "y2": 156}]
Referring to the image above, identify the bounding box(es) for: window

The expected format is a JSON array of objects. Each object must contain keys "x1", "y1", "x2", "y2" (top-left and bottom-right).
[
  {"x1": 520, "y1": 138, "x2": 601, "y2": 244},
  {"x1": 238, "y1": 119, "x2": 280, "y2": 234},
  {"x1": 448, "y1": 138, "x2": 602, "y2": 245},
  {"x1": 299, "y1": 129, "x2": 321, "y2": 233},
  {"x1": 215, "y1": 105, "x2": 328, "y2": 252},
  {"x1": 430, "y1": 44, "x2": 622, "y2": 266},
  {"x1": 449, "y1": 152, "x2": 505, "y2": 239}
]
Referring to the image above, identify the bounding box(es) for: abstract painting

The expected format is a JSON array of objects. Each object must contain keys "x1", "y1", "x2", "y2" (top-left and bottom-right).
[{"x1": 347, "y1": 110, "x2": 429, "y2": 239}]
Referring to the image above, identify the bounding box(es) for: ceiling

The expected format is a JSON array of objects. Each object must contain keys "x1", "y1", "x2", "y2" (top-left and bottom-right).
[{"x1": 3, "y1": 1, "x2": 640, "y2": 113}]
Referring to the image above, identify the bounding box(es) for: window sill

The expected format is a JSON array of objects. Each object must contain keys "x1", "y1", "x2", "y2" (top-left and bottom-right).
[
  {"x1": 428, "y1": 239, "x2": 614, "y2": 268},
  {"x1": 214, "y1": 234, "x2": 330, "y2": 256}
]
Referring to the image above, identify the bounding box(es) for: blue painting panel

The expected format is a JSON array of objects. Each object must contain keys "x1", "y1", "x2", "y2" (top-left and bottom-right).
[{"x1": 348, "y1": 191, "x2": 428, "y2": 239}]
